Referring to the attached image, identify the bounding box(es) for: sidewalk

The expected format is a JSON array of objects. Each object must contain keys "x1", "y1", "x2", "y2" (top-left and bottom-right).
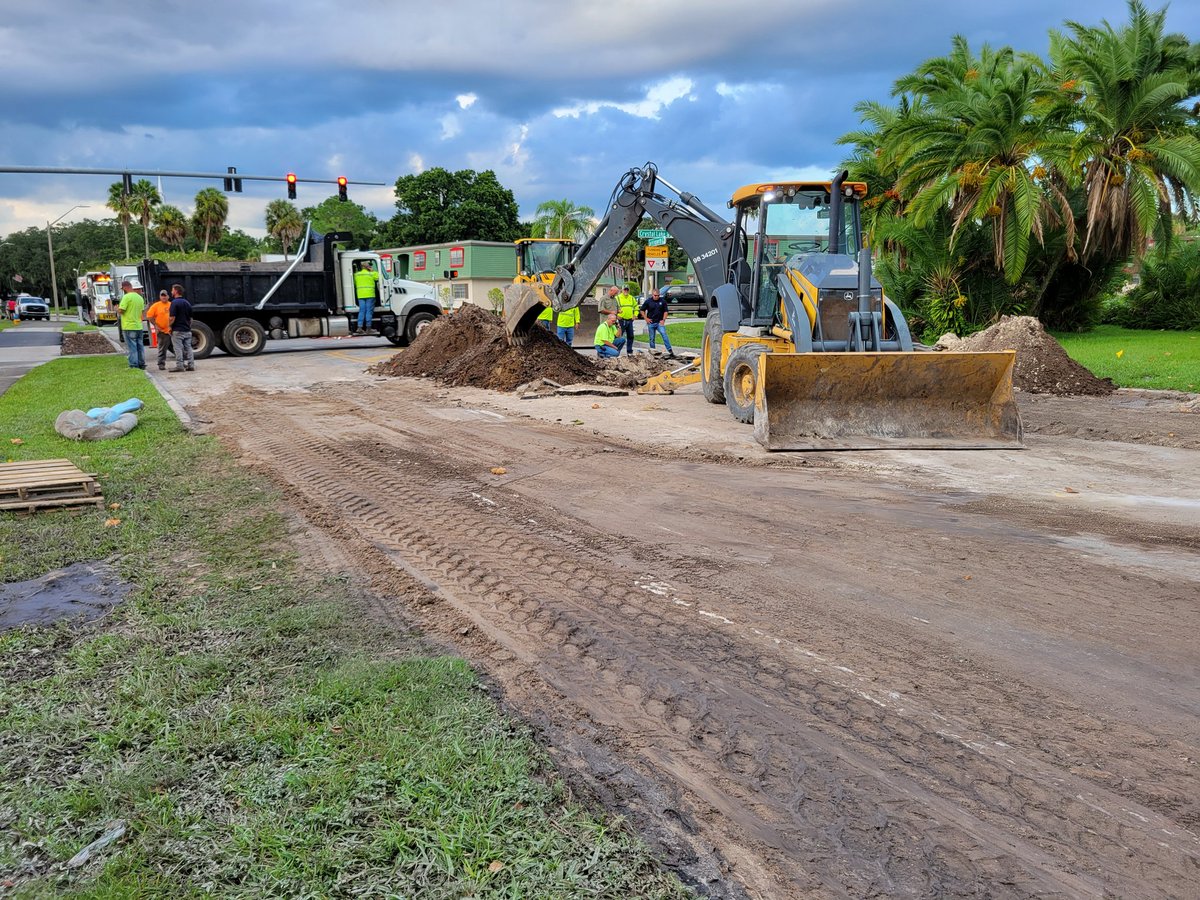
[{"x1": 0, "y1": 321, "x2": 64, "y2": 397}]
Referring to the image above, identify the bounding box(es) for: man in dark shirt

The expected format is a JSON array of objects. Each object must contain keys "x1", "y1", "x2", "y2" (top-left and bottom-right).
[
  {"x1": 640, "y1": 288, "x2": 675, "y2": 358},
  {"x1": 168, "y1": 283, "x2": 195, "y2": 372}
]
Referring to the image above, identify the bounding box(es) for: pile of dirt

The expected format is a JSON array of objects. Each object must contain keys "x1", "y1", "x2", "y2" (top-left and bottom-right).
[
  {"x1": 370, "y1": 304, "x2": 597, "y2": 392},
  {"x1": 937, "y1": 316, "x2": 1115, "y2": 396},
  {"x1": 61, "y1": 332, "x2": 117, "y2": 355}
]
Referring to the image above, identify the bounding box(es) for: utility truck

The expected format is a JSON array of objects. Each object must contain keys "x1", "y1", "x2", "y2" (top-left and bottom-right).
[
  {"x1": 138, "y1": 227, "x2": 442, "y2": 358},
  {"x1": 76, "y1": 271, "x2": 115, "y2": 324}
]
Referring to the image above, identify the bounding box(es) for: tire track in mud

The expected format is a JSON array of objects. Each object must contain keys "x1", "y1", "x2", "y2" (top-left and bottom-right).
[{"x1": 214, "y1": 388, "x2": 1200, "y2": 899}]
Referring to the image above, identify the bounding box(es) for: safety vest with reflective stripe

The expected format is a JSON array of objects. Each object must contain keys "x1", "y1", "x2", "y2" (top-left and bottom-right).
[
  {"x1": 616, "y1": 291, "x2": 638, "y2": 320},
  {"x1": 556, "y1": 306, "x2": 580, "y2": 328},
  {"x1": 354, "y1": 267, "x2": 379, "y2": 299},
  {"x1": 537, "y1": 305, "x2": 554, "y2": 322}
]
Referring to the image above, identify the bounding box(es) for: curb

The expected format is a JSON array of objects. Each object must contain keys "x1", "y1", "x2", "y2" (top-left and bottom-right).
[{"x1": 98, "y1": 328, "x2": 194, "y2": 429}]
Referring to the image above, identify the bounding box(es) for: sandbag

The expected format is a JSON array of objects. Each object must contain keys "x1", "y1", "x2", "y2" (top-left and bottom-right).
[{"x1": 55, "y1": 410, "x2": 139, "y2": 441}]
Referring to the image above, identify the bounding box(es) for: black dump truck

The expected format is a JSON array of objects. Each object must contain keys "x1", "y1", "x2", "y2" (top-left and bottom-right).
[{"x1": 138, "y1": 228, "x2": 443, "y2": 358}]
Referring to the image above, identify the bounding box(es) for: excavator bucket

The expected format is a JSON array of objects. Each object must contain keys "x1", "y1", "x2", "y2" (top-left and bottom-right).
[
  {"x1": 753, "y1": 351, "x2": 1023, "y2": 451},
  {"x1": 637, "y1": 359, "x2": 701, "y2": 394},
  {"x1": 504, "y1": 283, "x2": 551, "y2": 342}
]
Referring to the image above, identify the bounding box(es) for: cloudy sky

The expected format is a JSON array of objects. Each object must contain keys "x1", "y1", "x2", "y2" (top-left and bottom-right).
[{"x1": 2, "y1": 0, "x2": 1197, "y2": 239}]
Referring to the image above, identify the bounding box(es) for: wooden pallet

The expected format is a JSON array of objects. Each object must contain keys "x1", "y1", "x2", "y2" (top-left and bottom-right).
[{"x1": 0, "y1": 458, "x2": 104, "y2": 512}]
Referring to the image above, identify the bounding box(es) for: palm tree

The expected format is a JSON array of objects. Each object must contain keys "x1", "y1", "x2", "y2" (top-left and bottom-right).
[
  {"x1": 129, "y1": 179, "x2": 161, "y2": 258},
  {"x1": 106, "y1": 181, "x2": 133, "y2": 259},
  {"x1": 1050, "y1": 0, "x2": 1200, "y2": 262},
  {"x1": 265, "y1": 200, "x2": 304, "y2": 259},
  {"x1": 192, "y1": 188, "x2": 229, "y2": 254},
  {"x1": 532, "y1": 199, "x2": 595, "y2": 241},
  {"x1": 154, "y1": 205, "x2": 189, "y2": 252},
  {"x1": 880, "y1": 43, "x2": 1077, "y2": 282}
]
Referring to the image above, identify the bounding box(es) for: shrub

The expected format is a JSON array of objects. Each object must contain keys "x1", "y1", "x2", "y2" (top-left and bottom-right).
[{"x1": 1107, "y1": 238, "x2": 1200, "y2": 330}]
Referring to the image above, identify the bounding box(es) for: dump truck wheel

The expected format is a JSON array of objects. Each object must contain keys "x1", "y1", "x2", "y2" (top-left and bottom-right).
[
  {"x1": 701, "y1": 311, "x2": 725, "y2": 404},
  {"x1": 405, "y1": 311, "x2": 437, "y2": 343},
  {"x1": 191, "y1": 321, "x2": 217, "y2": 359},
  {"x1": 223, "y1": 318, "x2": 267, "y2": 356},
  {"x1": 723, "y1": 344, "x2": 768, "y2": 424}
]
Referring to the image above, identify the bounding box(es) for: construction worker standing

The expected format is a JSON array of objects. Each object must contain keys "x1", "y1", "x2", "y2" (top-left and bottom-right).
[
  {"x1": 614, "y1": 285, "x2": 639, "y2": 357},
  {"x1": 354, "y1": 261, "x2": 380, "y2": 334},
  {"x1": 555, "y1": 304, "x2": 581, "y2": 346}
]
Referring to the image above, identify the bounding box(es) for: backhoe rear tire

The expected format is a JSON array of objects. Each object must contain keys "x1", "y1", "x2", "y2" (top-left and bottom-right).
[
  {"x1": 701, "y1": 310, "x2": 725, "y2": 404},
  {"x1": 723, "y1": 344, "x2": 769, "y2": 424}
]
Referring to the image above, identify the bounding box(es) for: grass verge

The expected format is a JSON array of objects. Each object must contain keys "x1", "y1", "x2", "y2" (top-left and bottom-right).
[
  {"x1": 634, "y1": 321, "x2": 704, "y2": 349},
  {"x1": 1053, "y1": 325, "x2": 1200, "y2": 392},
  {"x1": 60, "y1": 323, "x2": 98, "y2": 334},
  {"x1": 0, "y1": 357, "x2": 688, "y2": 898}
]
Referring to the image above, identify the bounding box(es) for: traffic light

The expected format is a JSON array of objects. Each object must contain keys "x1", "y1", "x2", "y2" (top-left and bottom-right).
[
  {"x1": 225, "y1": 166, "x2": 242, "y2": 192},
  {"x1": 286, "y1": 172, "x2": 297, "y2": 200},
  {"x1": 337, "y1": 176, "x2": 348, "y2": 202},
  {"x1": 448, "y1": 269, "x2": 458, "y2": 279},
  {"x1": 122, "y1": 173, "x2": 133, "y2": 195}
]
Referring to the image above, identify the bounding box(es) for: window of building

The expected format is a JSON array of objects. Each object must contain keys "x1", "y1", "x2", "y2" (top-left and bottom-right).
[
  {"x1": 452, "y1": 283, "x2": 468, "y2": 300},
  {"x1": 413, "y1": 251, "x2": 426, "y2": 271},
  {"x1": 449, "y1": 246, "x2": 464, "y2": 268},
  {"x1": 433, "y1": 249, "x2": 441, "y2": 266}
]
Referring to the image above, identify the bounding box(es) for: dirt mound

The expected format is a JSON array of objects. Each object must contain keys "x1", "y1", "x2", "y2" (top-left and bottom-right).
[
  {"x1": 61, "y1": 332, "x2": 117, "y2": 355},
  {"x1": 938, "y1": 316, "x2": 1115, "y2": 396},
  {"x1": 370, "y1": 304, "x2": 597, "y2": 392}
]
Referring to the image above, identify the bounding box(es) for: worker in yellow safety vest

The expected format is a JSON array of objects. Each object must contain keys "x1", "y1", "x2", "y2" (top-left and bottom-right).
[
  {"x1": 614, "y1": 286, "x2": 639, "y2": 357},
  {"x1": 536, "y1": 304, "x2": 554, "y2": 331},
  {"x1": 555, "y1": 305, "x2": 581, "y2": 347},
  {"x1": 354, "y1": 261, "x2": 380, "y2": 334}
]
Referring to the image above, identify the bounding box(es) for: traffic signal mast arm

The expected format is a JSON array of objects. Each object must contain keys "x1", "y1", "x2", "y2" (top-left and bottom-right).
[{"x1": 542, "y1": 163, "x2": 742, "y2": 318}]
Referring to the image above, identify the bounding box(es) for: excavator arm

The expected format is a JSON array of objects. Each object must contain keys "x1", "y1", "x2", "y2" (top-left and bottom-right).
[{"x1": 505, "y1": 163, "x2": 742, "y2": 338}]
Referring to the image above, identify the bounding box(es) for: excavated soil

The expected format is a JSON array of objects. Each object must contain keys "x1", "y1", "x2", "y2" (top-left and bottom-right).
[
  {"x1": 938, "y1": 316, "x2": 1115, "y2": 396},
  {"x1": 370, "y1": 304, "x2": 596, "y2": 391},
  {"x1": 61, "y1": 332, "x2": 117, "y2": 355},
  {"x1": 369, "y1": 304, "x2": 679, "y2": 392}
]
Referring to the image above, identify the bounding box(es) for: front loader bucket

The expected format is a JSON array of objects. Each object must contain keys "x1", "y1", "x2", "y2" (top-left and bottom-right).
[
  {"x1": 753, "y1": 351, "x2": 1023, "y2": 451},
  {"x1": 503, "y1": 283, "x2": 551, "y2": 343}
]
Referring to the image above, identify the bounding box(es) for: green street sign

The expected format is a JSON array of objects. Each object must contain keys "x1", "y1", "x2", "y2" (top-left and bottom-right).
[
  {"x1": 637, "y1": 228, "x2": 668, "y2": 240},
  {"x1": 648, "y1": 237, "x2": 668, "y2": 246}
]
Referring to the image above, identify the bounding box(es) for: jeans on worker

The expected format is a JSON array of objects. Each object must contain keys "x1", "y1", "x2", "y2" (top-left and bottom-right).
[
  {"x1": 647, "y1": 322, "x2": 673, "y2": 352},
  {"x1": 618, "y1": 317, "x2": 636, "y2": 354},
  {"x1": 538, "y1": 319, "x2": 551, "y2": 331},
  {"x1": 155, "y1": 330, "x2": 173, "y2": 369},
  {"x1": 172, "y1": 330, "x2": 195, "y2": 370},
  {"x1": 596, "y1": 337, "x2": 626, "y2": 358},
  {"x1": 125, "y1": 330, "x2": 145, "y2": 368},
  {"x1": 357, "y1": 296, "x2": 375, "y2": 331},
  {"x1": 556, "y1": 326, "x2": 575, "y2": 346}
]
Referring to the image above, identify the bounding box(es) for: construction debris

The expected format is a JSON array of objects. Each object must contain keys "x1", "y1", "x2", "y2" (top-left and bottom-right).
[{"x1": 937, "y1": 316, "x2": 1115, "y2": 396}]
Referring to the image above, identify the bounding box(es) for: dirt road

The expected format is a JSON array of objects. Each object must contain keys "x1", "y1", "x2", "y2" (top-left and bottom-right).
[{"x1": 164, "y1": 348, "x2": 1200, "y2": 898}]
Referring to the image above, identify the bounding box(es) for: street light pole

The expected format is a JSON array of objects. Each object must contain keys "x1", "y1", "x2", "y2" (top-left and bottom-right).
[{"x1": 47, "y1": 205, "x2": 89, "y2": 322}]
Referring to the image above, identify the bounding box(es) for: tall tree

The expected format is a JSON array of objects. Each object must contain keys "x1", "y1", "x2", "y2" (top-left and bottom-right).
[
  {"x1": 531, "y1": 199, "x2": 595, "y2": 241},
  {"x1": 385, "y1": 168, "x2": 522, "y2": 246},
  {"x1": 153, "y1": 205, "x2": 189, "y2": 252},
  {"x1": 300, "y1": 196, "x2": 379, "y2": 245},
  {"x1": 106, "y1": 181, "x2": 133, "y2": 260},
  {"x1": 265, "y1": 200, "x2": 304, "y2": 259},
  {"x1": 192, "y1": 188, "x2": 229, "y2": 254},
  {"x1": 1050, "y1": 0, "x2": 1200, "y2": 261},
  {"x1": 129, "y1": 179, "x2": 161, "y2": 258}
]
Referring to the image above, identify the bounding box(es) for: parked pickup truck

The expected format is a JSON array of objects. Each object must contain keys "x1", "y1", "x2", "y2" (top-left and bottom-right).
[{"x1": 138, "y1": 228, "x2": 442, "y2": 358}]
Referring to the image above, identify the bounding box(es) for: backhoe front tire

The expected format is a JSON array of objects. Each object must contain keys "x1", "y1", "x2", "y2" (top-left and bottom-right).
[
  {"x1": 701, "y1": 310, "x2": 725, "y2": 404},
  {"x1": 723, "y1": 344, "x2": 769, "y2": 424}
]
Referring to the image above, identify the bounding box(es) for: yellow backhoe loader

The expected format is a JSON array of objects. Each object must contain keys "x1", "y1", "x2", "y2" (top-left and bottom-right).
[{"x1": 506, "y1": 163, "x2": 1021, "y2": 451}]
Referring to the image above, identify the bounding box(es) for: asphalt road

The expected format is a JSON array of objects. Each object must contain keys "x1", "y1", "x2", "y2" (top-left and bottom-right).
[{"x1": 0, "y1": 323, "x2": 64, "y2": 397}]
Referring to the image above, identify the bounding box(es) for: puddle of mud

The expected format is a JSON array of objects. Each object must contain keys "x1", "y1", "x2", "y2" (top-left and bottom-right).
[{"x1": 1, "y1": 561, "x2": 131, "y2": 630}]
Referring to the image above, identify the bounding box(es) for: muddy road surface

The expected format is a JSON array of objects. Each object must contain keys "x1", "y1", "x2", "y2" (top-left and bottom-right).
[{"x1": 161, "y1": 348, "x2": 1200, "y2": 899}]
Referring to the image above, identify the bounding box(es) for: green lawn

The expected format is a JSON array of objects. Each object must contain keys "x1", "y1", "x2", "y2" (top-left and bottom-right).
[
  {"x1": 1, "y1": 358, "x2": 687, "y2": 898},
  {"x1": 60, "y1": 322, "x2": 98, "y2": 333},
  {"x1": 634, "y1": 321, "x2": 705, "y2": 348},
  {"x1": 1053, "y1": 325, "x2": 1200, "y2": 392}
]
